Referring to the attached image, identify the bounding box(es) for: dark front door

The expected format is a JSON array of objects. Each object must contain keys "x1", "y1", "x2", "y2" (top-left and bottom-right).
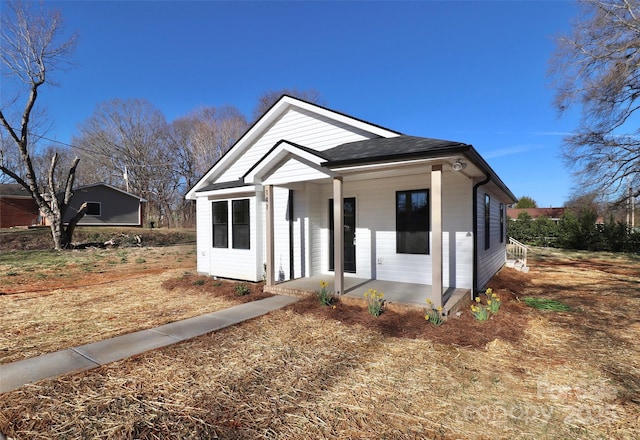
[{"x1": 329, "y1": 197, "x2": 356, "y2": 273}]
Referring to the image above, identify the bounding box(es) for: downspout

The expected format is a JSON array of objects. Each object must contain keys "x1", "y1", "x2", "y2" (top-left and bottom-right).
[
  {"x1": 288, "y1": 189, "x2": 294, "y2": 280},
  {"x1": 472, "y1": 174, "x2": 491, "y2": 299}
]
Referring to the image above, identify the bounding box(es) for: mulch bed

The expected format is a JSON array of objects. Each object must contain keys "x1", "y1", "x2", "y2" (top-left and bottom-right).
[
  {"x1": 163, "y1": 268, "x2": 533, "y2": 349},
  {"x1": 161, "y1": 274, "x2": 274, "y2": 304}
]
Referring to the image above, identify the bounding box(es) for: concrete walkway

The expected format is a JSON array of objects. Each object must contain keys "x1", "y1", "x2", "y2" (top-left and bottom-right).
[{"x1": 0, "y1": 295, "x2": 299, "y2": 394}]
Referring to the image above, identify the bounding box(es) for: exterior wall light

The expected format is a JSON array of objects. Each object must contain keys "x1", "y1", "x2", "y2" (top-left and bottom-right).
[{"x1": 452, "y1": 160, "x2": 467, "y2": 171}]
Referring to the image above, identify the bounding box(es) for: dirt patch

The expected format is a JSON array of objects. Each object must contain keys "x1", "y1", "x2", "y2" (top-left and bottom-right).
[{"x1": 0, "y1": 227, "x2": 195, "y2": 251}]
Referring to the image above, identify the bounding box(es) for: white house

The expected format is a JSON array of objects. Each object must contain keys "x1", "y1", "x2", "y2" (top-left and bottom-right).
[{"x1": 186, "y1": 96, "x2": 516, "y2": 310}]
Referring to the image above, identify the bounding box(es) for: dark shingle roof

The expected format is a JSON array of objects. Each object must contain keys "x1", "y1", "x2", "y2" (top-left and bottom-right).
[
  {"x1": 321, "y1": 135, "x2": 470, "y2": 166},
  {"x1": 322, "y1": 135, "x2": 516, "y2": 202},
  {"x1": 0, "y1": 183, "x2": 30, "y2": 197},
  {"x1": 197, "y1": 179, "x2": 251, "y2": 193}
]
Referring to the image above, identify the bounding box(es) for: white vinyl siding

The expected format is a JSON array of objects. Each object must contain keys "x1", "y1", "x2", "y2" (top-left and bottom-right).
[
  {"x1": 308, "y1": 182, "x2": 324, "y2": 277},
  {"x1": 195, "y1": 197, "x2": 212, "y2": 274},
  {"x1": 262, "y1": 157, "x2": 329, "y2": 186},
  {"x1": 200, "y1": 195, "x2": 261, "y2": 281},
  {"x1": 218, "y1": 108, "x2": 375, "y2": 183},
  {"x1": 308, "y1": 171, "x2": 473, "y2": 288},
  {"x1": 272, "y1": 186, "x2": 291, "y2": 282}
]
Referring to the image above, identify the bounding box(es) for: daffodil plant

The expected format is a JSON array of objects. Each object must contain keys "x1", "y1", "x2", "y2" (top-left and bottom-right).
[
  {"x1": 364, "y1": 288, "x2": 384, "y2": 317},
  {"x1": 470, "y1": 287, "x2": 501, "y2": 321},
  {"x1": 317, "y1": 280, "x2": 334, "y2": 306},
  {"x1": 425, "y1": 298, "x2": 444, "y2": 326}
]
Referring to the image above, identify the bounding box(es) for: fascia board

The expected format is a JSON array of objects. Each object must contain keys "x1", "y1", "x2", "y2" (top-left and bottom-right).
[
  {"x1": 290, "y1": 99, "x2": 402, "y2": 138},
  {"x1": 244, "y1": 141, "x2": 328, "y2": 183},
  {"x1": 186, "y1": 96, "x2": 402, "y2": 199},
  {"x1": 194, "y1": 185, "x2": 258, "y2": 199},
  {"x1": 185, "y1": 101, "x2": 295, "y2": 199}
]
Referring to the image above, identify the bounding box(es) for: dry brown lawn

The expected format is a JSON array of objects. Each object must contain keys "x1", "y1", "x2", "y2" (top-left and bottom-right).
[
  {"x1": 0, "y1": 245, "x2": 267, "y2": 363},
  {"x1": 1, "y1": 246, "x2": 639, "y2": 439}
]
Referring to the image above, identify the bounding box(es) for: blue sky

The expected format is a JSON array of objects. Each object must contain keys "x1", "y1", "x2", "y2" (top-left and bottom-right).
[{"x1": 31, "y1": 0, "x2": 581, "y2": 207}]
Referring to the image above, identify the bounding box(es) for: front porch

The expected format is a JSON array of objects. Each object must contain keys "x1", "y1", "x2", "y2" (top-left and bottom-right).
[{"x1": 265, "y1": 276, "x2": 471, "y2": 318}]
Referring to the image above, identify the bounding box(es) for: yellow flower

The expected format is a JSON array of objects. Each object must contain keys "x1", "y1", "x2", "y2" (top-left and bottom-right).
[
  {"x1": 364, "y1": 291, "x2": 369, "y2": 298},
  {"x1": 487, "y1": 300, "x2": 492, "y2": 305},
  {"x1": 475, "y1": 297, "x2": 481, "y2": 303},
  {"x1": 486, "y1": 288, "x2": 493, "y2": 295},
  {"x1": 379, "y1": 292, "x2": 384, "y2": 299},
  {"x1": 320, "y1": 281, "x2": 328, "y2": 288},
  {"x1": 437, "y1": 306, "x2": 443, "y2": 312},
  {"x1": 426, "y1": 298, "x2": 432, "y2": 304}
]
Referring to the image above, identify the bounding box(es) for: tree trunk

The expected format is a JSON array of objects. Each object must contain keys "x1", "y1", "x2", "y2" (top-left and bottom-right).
[
  {"x1": 48, "y1": 214, "x2": 65, "y2": 251},
  {"x1": 64, "y1": 202, "x2": 88, "y2": 247}
]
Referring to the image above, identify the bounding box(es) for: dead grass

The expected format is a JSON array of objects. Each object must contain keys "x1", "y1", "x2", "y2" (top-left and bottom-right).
[
  {"x1": 1, "y1": 247, "x2": 639, "y2": 439},
  {"x1": 0, "y1": 245, "x2": 266, "y2": 363}
]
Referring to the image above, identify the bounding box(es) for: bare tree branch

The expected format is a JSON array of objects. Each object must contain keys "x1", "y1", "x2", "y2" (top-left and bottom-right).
[
  {"x1": 551, "y1": 0, "x2": 640, "y2": 205},
  {"x1": 0, "y1": 0, "x2": 79, "y2": 249}
]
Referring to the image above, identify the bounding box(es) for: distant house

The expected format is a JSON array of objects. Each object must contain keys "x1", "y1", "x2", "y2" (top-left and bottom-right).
[
  {"x1": 507, "y1": 207, "x2": 565, "y2": 224},
  {"x1": 0, "y1": 184, "x2": 40, "y2": 228},
  {"x1": 186, "y1": 95, "x2": 516, "y2": 310},
  {"x1": 62, "y1": 183, "x2": 147, "y2": 227}
]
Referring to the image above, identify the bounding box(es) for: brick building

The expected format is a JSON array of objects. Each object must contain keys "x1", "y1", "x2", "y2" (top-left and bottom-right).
[{"x1": 0, "y1": 184, "x2": 40, "y2": 228}]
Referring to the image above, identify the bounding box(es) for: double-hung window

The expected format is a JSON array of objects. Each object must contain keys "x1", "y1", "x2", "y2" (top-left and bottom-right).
[
  {"x1": 500, "y1": 203, "x2": 505, "y2": 243},
  {"x1": 396, "y1": 189, "x2": 429, "y2": 254},
  {"x1": 86, "y1": 202, "x2": 101, "y2": 216},
  {"x1": 212, "y1": 201, "x2": 228, "y2": 248},
  {"x1": 232, "y1": 199, "x2": 250, "y2": 249}
]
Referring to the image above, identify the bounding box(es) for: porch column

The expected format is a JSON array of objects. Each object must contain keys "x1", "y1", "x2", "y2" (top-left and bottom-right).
[
  {"x1": 333, "y1": 177, "x2": 344, "y2": 294},
  {"x1": 265, "y1": 185, "x2": 275, "y2": 287},
  {"x1": 431, "y1": 165, "x2": 443, "y2": 309}
]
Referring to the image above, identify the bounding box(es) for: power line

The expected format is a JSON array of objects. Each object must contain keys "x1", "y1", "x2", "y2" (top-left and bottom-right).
[{"x1": 5, "y1": 126, "x2": 178, "y2": 169}]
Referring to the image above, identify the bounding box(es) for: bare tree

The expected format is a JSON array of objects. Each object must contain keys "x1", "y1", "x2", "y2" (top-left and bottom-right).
[
  {"x1": 167, "y1": 105, "x2": 247, "y2": 227},
  {"x1": 73, "y1": 98, "x2": 177, "y2": 227},
  {"x1": 551, "y1": 0, "x2": 640, "y2": 206},
  {"x1": 0, "y1": 0, "x2": 85, "y2": 249},
  {"x1": 251, "y1": 88, "x2": 325, "y2": 122}
]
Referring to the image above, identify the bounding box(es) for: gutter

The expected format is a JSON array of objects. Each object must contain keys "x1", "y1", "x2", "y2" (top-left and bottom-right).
[{"x1": 472, "y1": 174, "x2": 491, "y2": 299}]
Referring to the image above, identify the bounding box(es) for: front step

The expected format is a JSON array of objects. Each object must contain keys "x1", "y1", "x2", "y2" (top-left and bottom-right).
[{"x1": 507, "y1": 259, "x2": 529, "y2": 273}]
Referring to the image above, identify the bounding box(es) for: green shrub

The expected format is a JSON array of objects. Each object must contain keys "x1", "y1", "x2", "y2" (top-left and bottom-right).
[{"x1": 235, "y1": 283, "x2": 251, "y2": 296}]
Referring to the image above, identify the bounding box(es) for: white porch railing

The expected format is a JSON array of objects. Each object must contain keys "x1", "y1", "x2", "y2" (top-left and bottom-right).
[{"x1": 506, "y1": 237, "x2": 528, "y2": 268}]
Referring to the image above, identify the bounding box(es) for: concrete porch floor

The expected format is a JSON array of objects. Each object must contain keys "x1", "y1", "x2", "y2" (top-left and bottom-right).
[{"x1": 265, "y1": 275, "x2": 471, "y2": 317}]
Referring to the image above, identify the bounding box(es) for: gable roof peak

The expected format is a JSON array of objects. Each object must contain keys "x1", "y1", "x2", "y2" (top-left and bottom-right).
[{"x1": 186, "y1": 96, "x2": 402, "y2": 199}]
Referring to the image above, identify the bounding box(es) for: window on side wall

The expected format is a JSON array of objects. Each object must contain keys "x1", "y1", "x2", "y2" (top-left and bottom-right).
[
  {"x1": 232, "y1": 199, "x2": 250, "y2": 249},
  {"x1": 396, "y1": 189, "x2": 429, "y2": 254},
  {"x1": 86, "y1": 202, "x2": 101, "y2": 216},
  {"x1": 500, "y1": 203, "x2": 505, "y2": 243},
  {"x1": 212, "y1": 201, "x2": 228, "y2": 248},
  {"x1": 485, "y1": 194, "x2": 491, "y2": 250}
]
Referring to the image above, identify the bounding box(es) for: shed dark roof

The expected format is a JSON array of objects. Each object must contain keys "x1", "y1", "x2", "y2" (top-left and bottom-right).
[
  {"x1": 321, "y1": 135, "x2": 471, "y2": 166},
  {"x1": 0, "y1": 184, "x2": 30, "y2": 197}
]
